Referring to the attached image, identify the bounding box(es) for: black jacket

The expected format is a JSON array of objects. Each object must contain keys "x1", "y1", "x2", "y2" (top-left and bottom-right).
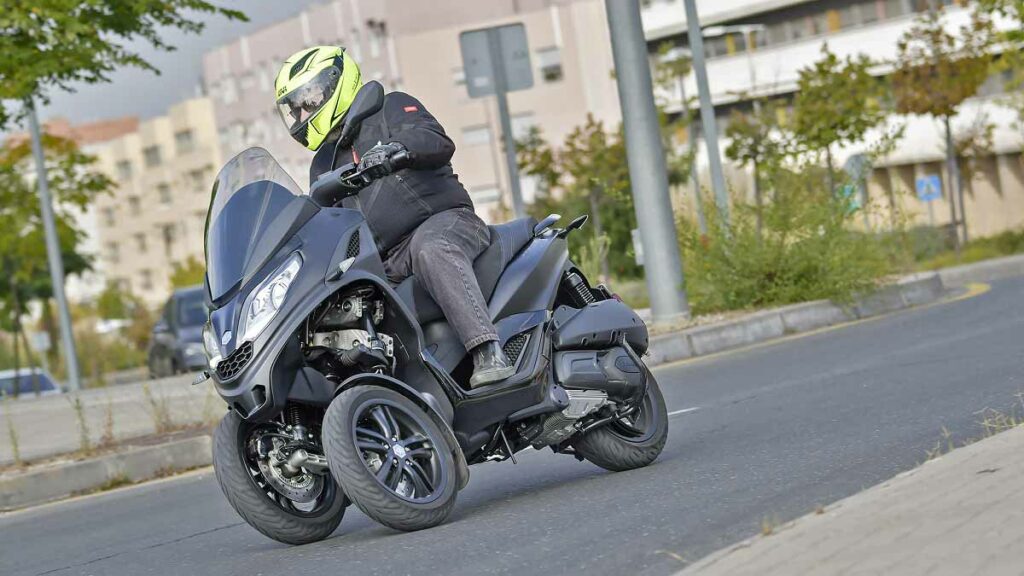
[{"x1": 309, "y1": 89, "x2": 473, "y2": 255}]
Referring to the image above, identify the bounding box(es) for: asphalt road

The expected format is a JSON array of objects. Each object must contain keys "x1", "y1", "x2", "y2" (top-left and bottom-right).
[{"x1": 4, "y1": 277, "x2": 1023, "y2": 576}]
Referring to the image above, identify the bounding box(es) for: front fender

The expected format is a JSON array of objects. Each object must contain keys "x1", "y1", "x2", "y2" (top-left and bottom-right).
[{"x1": 334, "y1": 373, "x2": 468, "y2": 490}]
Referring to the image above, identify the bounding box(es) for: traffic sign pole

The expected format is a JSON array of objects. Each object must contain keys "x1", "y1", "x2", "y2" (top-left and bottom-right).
[{"x1": 486, "y1": 31, "x2": 526, "y2": 219}]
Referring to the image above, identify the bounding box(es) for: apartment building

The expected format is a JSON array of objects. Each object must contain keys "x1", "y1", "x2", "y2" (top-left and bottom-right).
[
  {"x1": 642, "y1": 0, "x2": 1024, "y2": 237},
  {"x1": 201, "y1": 0, "x2": 398, "y2": 188},
  {"x1": 201, "y1": 0, "x2": 622, "y2": 221},
  {"x1": 89, "y1": 98, "x2": 222, "y2": 307}
]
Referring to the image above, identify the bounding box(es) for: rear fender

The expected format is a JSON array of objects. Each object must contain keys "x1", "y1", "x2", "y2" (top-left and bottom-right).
[{"x1": 333, "y1": 373, "x2": 469, "y2": 490}]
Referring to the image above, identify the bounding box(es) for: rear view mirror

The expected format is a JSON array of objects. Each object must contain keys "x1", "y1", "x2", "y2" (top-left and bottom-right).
[{"x1": 338, "y1": 81, "x2": 385, "y2": 148}]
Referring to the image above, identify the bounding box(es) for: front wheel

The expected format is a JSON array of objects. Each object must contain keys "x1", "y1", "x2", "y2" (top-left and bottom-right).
[
  {"x1": 572, "y1": 370, "x2": 669, "y2": 472},
  {"x1": 212, "y1": 411, "x2": 346, "y2": 545},
  {"x1": 322, "y1": 386, "x2": 457, "y2": 532}
]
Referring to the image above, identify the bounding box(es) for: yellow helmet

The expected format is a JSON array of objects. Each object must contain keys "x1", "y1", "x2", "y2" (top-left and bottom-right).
[{"x1": 275, "y1": 46, "x2": 362, "y2": 151}]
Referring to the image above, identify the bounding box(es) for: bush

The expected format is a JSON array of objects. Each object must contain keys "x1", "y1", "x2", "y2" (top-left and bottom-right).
[
  {"x1": 678, "y1": 174, "x2": 894, "y2": 315},
  {"x1": 916, "y1": 227, "x2": 1024, "y2": 270}
]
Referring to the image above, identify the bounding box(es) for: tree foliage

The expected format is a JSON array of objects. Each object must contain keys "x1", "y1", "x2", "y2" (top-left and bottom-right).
[
  {"x1": 518, "y1": 117, "x2": 640, "y2": 278},
  {"x1": 0, "y1": 0, "x2": 246, "y2": 127},
  {"x1": 0, "y1": 134, "x2": 114, "y2": 316},
  {"x1": 792, "y1": 45, "x2": 887, "y2": 175},
  {"x1": 169, "y1": 256, "x2": 206, "y2": 289},
  {"x1": 892, "y1": 8, "x2": 994, "y2": 119}
]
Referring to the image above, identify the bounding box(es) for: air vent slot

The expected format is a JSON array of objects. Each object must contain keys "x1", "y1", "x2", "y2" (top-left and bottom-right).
[
  {"x1": 503, "y1": 332, "x2": 530, "y2": 366},
  {"x1": 346, "y1": 229, "x2": 361, "y2": 259},
  {"x1": 217, "y1": 341, "x2": 253, "y2": 380}
]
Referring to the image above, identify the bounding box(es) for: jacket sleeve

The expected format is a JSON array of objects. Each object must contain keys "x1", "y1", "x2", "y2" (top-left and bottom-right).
[{"x1": 384, "y1": 92, "x2": 456, "y2": 170}]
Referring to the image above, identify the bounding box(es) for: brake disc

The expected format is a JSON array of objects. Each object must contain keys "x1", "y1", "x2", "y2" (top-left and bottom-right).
[{"x1": 255, "y1": 441, "x2": 325, "y2": 504}]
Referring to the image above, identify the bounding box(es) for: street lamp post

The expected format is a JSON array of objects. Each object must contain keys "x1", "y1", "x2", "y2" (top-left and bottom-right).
[
  {"x1": 682, "y1": 0, "x2": 731, "y2": 230},
  {"x1": 27, "y1": 98, "x2": 81, "y2": 392},
  {"x1": 701, "y1": 23, "x2": 766, "y2": 230},
  {"x1": 662, "y1": 47, "x2": 707, "y2": 235}
]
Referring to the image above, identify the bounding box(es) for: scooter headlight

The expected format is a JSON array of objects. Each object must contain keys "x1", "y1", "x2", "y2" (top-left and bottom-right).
[
  {"x1": 240, "y1": 253, "x2": 302, "y2": 343},
  {"x1": 203, "y1": 323, "x2": 222, "y2": 370}
]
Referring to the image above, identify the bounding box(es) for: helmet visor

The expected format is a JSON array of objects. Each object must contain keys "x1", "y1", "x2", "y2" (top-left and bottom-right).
[{"x1": 275, "y1": 66, "x2": 341, "y2": 132}]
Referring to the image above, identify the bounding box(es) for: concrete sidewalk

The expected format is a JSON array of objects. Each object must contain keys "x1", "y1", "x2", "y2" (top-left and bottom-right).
[{"x1": 679, "y1": 424, "x2": 1024, "y2": 575}]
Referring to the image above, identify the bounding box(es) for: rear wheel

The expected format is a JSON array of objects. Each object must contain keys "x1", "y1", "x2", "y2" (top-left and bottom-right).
[
  {"x1": 213, "y1": 411, "x2": 346, "y2": 545},
  {"x1": 322, "y1": 386, "x2": 457, "y2": 532},
  {"x1": 572, "y1": 371, "x2": 669, "y2": 472}
]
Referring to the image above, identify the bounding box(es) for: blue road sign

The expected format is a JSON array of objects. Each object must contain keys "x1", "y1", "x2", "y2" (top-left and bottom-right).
[{"x1": 916, "y1": 174, "x2": 942, "y2": 202}]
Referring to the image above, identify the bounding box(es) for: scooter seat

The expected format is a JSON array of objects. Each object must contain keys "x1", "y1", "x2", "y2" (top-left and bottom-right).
[{"x1": 395, "y1": 217, "x2": 537, "y2": 325}]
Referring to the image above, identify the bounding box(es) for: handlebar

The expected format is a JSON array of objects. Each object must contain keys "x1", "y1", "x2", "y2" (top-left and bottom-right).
[{"x1": 308, "y1": 150, "x2": 412, "y2": 208}]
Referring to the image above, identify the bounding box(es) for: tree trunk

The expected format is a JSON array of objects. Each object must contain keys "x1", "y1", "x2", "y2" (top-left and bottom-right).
[
  {"x1": 10, "y1": 277, "x2": 20, "y2": 399},
  {"x1": 824, "y1": 145, "x2": 835, "y2": 195},
  {"x1": 588, "y1": 188, "x2": 610, "y2": 284},
  {"x1": 753, "y1": 158, "x2": 763, "y2": 243},
  {"x1": 943, "y1": 115, "x2": 961, "y2": 254}
]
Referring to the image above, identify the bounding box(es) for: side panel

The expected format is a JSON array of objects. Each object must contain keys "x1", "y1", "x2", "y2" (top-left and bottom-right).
[
  {"x1": 551, "y1": 300, "x2": 650, "y2": 354},
  {"x1": 488, "y1": 235, "x2": 570, "y2": 321}
]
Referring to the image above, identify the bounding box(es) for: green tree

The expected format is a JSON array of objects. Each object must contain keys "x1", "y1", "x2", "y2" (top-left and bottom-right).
[
  {"x1": 792, "y1": 45, "x2": 887, "y2": 193},
  {"x1": 169, "y1": 256, "x2": 206, "y2": 289},
  {"x1": 725, "y1": 99, "x2": 789, "y2": 240},
  {"x1": 0, "y1": 1, "x2": 245, "y2": 127},
  {"x1": 892, "y1": 8, "x2": 994, "y2": 246},
  {"x1": 518, "y1": 117, "x2": 639, "y2": 280},
  {"x1": 0, "y1": 134, "x2": 113, "y2": 379}
]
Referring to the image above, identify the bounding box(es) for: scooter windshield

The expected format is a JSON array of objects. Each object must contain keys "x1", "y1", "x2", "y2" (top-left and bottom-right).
[{"x1": 205, "y1": 147, "x2": 310, "y2": 301}]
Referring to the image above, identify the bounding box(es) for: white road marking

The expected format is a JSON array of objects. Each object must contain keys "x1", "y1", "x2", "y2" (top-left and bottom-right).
[{"x1": 668, "y1": 407, "x2": 700, "y2": 416}]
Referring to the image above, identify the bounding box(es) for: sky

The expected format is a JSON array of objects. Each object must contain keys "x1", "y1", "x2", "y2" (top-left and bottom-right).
[{"x1": 37, "y1": 0, "x2": 323, "y2": 125}]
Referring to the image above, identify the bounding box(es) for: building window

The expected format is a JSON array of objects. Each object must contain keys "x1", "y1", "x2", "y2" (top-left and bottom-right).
[
  {"x1": 787, "y1": 19, "x2": 808, "y2": 41},
  {"x1": 174, "y1": 130, "x2": 195, "y2": 154},
  {"x1": 157, "y1": 183, "x2": 172, "y2": 205},
  {"x1": 128, "y1": 196, "x2": 141, "y2": 216},
  {"x1": 140, "y1": 269, "x2": 153, "y2": 291},
  {"x1": 116, "y1": 160, "x2": 132, "y2": 180},
  {"x1": 143, "y1": 145, "x2": 162, "y2": 167},
  {"x1": 134, "y1": 232, "x2": 147, "y2": 253},
  {"x1": 160, "y1": 224, "x2": 176, "y2": 257},
  {"x1": 102, "y1": 207, "x2": 116, "y2": 226},
  {"x1": 860, "y1": 0, "x2": 880, "y2": 24},
  {"x1": 462, "y1": 125, "x2": 492, "y2": 146},
  {"x1": 884, "y1": 0, "x2": 911, "y2": 18},
  {"x1": 810, "y1": 12, "x2": 829, "y2": 36},
  {"x1": 106, "y1": 242, "x2": 120, "y2": 264},
  {"x1": 536, "y1": 47, "x2": 563, "y2": 83},
  {"x1": 189, "y1": 169, "x2": 207, "y2": 192}
]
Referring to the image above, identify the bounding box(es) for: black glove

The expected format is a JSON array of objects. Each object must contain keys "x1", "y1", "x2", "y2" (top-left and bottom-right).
[{"x1": 358, "y1": 142, "x2": 409, "y2": 179}]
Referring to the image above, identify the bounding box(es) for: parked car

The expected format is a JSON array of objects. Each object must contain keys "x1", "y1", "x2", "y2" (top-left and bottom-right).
[
  {"x1": 0, "y1": 368, "x2": 62, "y2": 399},
  {"x1": 147, "y1": 285, "x2": 208, "y2": 378}
]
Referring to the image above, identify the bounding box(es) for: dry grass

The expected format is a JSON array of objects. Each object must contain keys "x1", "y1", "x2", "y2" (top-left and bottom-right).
[
  {"x1": 760, "y1": 515, "x2": 779, "y2": 536},
  {"x1": 142, "y1": 383, "x2": 175, "y2": 434},
  {"x1": 98, "y1": 397, "x2": 116, "y2": 449},
  {"x1": 65, "y1": 394, "x2": 92, "y2": 455},
  {"x1": 925, "y1": 394, "x2": 1024, "y2": 461},
  {"x1": 3, "y1": 396, "x2": 22, "y2": 467}
]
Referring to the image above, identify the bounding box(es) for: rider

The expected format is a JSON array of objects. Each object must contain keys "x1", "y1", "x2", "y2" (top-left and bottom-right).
[{"x1": 274, "y1": 46, "x2": 514, "y2": 388}]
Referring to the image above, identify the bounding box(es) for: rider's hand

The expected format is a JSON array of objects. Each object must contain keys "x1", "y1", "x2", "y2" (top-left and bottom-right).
[{"x1": 358, "y1": 142, "x2": 408, "y2": 179}]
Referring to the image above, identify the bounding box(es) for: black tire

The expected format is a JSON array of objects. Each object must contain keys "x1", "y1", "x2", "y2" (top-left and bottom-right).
[
  {"x1": 572, "y1": 371, "x2": 669, "y2": 472},
  {"x1": 213, "y1": 411, "x2": 346, "y2": 545},
  {"x1": 322, "y1": 386, "x2": 457, "y2": 532}
]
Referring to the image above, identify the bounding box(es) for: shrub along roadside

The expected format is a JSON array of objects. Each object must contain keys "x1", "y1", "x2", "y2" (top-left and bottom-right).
[{"x1": 676, "y1": 175, "x2": 894, "y2": 316}]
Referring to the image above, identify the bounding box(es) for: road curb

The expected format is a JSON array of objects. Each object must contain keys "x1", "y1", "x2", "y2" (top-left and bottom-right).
[
  {"x1": 0, "y1": 435, "x2": 211, "y2": 511},
  {"x1": 936, "y1": 253, "x2": 1024, "y2": 287},
  {"x1": 645, "y1": 272, "x2": 945, "y2": 367}
]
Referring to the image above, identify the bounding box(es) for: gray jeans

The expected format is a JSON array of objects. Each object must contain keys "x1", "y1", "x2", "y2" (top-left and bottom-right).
[{"x1": 383, "y1": 208, "x2": 498, "y2": 350}]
